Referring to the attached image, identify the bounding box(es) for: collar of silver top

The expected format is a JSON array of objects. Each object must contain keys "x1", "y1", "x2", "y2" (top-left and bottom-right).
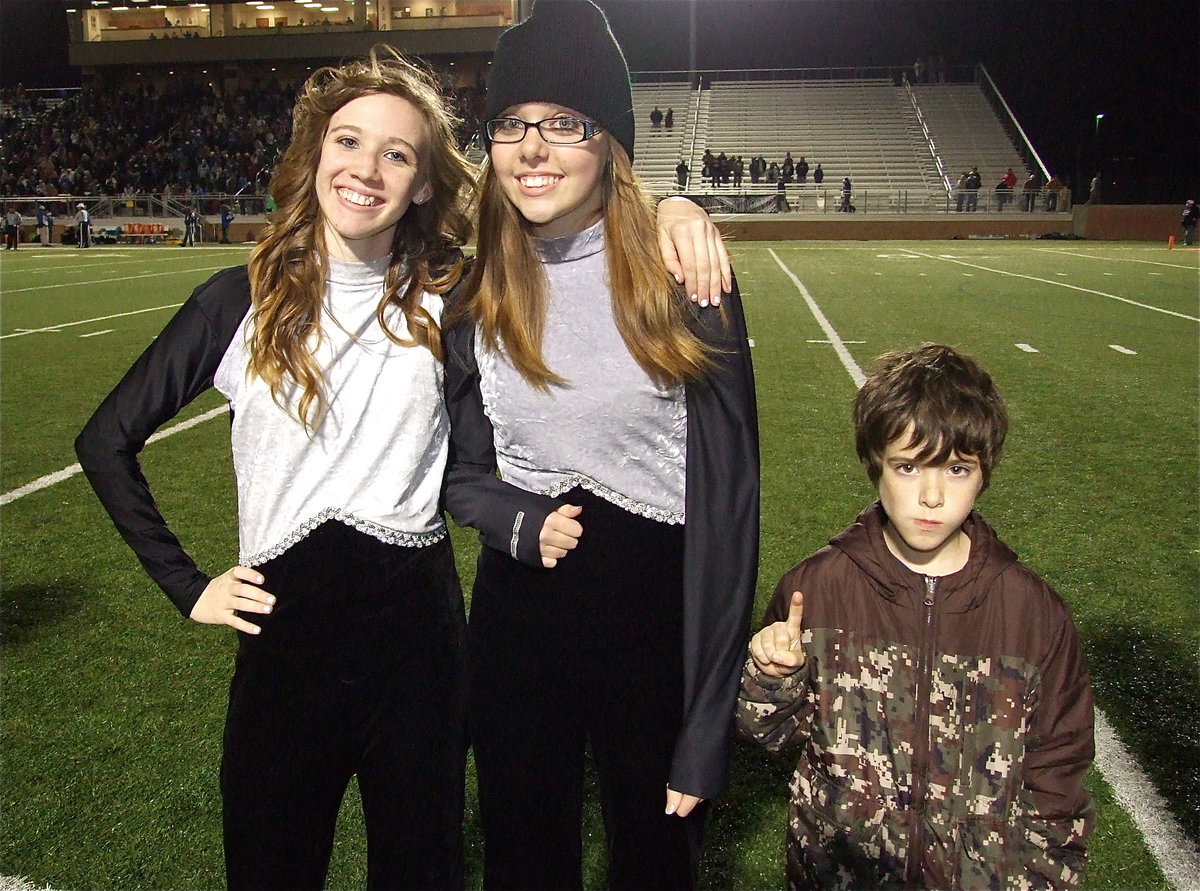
[{"x1": 533, "y1": 218, "x2": 605, "y2": 264}]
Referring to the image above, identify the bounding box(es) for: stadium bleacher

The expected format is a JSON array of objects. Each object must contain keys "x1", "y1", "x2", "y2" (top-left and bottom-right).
[{"x1": 629, "y1": 74, "x2": 1037, "y2": 213}]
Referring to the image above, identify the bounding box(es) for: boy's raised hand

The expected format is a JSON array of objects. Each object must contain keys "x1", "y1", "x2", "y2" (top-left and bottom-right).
[{"x1": 749, "y1": 590, "x2": 805, "y2": 677}]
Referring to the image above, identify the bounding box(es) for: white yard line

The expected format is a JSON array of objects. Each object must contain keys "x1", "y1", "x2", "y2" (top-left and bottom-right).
[
  {"x1": 768, "y1": 248, "x2": 865, "y2": 386},
  {"x1": 0, "y1": 405, "x2": 228, "y2": 506},
  {"x1": 899, "y1": 249, "x2": 1200, "y2": 323},
  {"x1": 0, "y1": 263, "x2": 231, "y2": 295},
  {"x1": 769, "y1": 251, "x2": 1200, "y2": 889},
  {"x1": 0, "y1": 303, "x2": 183, "y2": 339},
  {"x1": 1033, "y1": 247, "x2": 1198, "y2": 271}
]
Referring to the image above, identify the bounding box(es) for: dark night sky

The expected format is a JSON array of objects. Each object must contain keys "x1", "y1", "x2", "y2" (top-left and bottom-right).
[{"x1": 3, "y1": 0, "x2": 1197, "y2": 199}]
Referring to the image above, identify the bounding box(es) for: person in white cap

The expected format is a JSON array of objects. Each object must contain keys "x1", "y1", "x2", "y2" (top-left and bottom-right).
[{"x1": 74, "y1": 202, "x2": 91, "y2": 248}]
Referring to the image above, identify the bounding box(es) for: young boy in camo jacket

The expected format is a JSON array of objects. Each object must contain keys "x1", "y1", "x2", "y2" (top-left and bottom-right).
[{"x1": 738, "y1": 344, "x2": 1094, "y2": 889}]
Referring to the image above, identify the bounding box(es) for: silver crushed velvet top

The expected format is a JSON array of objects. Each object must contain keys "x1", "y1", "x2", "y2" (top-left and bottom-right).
[
  {"x1": 215, "y1": 254, "x2": 448, "y2": 565},
  {"x1": 476, "y1": 220, "x2": 687, "y2": 523}
]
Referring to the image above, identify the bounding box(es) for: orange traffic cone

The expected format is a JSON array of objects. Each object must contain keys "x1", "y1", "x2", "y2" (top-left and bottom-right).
[{"x1": 1168, "y1": 235, "x2": 1175, "y2": 249}]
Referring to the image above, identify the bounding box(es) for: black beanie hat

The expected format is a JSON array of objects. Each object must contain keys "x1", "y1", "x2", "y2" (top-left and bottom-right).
[{"x1": 484, "y1": 0, "x2": 635, "y2": 161}]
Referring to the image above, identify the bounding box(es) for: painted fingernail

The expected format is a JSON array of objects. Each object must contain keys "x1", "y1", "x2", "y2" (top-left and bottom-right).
[
  {"x1": 699, "y1": 298, "x2": 709, "y2": 308},
  {"x1": 712, "y1": 295, "x2": 722, "y2": 306},
  {"x1": 689, "y1": 293, "x2": 698, "y2": 302},
  {"x1": 674, "y1": 273, "x2": 683, "y2": 283}
]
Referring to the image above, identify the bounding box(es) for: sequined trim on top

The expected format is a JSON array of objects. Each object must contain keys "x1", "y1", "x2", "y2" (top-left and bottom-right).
[
  {"x1": 543, "y1": 474, "x2": 684, "y2": 525},
  {"x1": 243, "y1": 507, "x2": 447, "y2": 566}
]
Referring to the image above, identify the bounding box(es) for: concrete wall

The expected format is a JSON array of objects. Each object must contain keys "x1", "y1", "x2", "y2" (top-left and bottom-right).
[
  {"x1": 714, "y1": 213, "x2": 1073, "y2": 241},
  {"x1": 1073, "y1": 205, "x2": 1183, "y2": 242},
  {"x1": 711, "y1": 207, "x2": 1183, "y2": 242}
]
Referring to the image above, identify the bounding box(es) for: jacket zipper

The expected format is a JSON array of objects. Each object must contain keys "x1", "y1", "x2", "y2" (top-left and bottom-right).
[{"x1": 906, "y1": 575, "x2": 938, "y2": 888}]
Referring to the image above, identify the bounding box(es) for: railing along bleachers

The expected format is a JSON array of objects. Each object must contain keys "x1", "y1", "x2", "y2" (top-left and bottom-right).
[{"x1": 911, "y1": 82, "x2": 1032, "y2": 194}]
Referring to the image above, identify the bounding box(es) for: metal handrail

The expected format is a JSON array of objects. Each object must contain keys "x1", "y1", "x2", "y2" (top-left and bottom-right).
[
  {"x1": 903, "y1": 76, "x2": 953, "y2": 196},
  {"x1": 977, "y1": 62, "x2": 1050, "y2": 182}
]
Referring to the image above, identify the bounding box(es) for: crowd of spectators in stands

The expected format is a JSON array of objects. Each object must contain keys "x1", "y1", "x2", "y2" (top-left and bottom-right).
[
  {"x1": 0, "y1": 68, "x2": 485, "y2": 203},
  {"x1": 1, "y1": 80, "x2": 292, "y2": 200}
]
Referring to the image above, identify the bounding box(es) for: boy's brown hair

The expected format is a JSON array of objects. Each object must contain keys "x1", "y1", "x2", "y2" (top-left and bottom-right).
[{"x1": 853, "y1": 343, "x2": 1008, "y2": 491}]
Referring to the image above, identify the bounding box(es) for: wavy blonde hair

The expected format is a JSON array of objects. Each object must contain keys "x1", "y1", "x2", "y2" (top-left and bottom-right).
[
  {"x1": 247, "y1": 46, "x2": 474, "y2": 430},
  {"x1": 458, "y1": 136, "x2": 713, "y2": 390}
]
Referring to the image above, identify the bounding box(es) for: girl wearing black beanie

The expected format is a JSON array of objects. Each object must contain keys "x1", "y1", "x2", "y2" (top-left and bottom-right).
[{"x1": 444, "y1": 2, "x2": 760, "y2": 887}]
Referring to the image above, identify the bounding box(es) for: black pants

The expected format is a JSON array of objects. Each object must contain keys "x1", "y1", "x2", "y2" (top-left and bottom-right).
[
  {"x1": 221, "y1": 523, "x2": 466, "y2": 890},
  {"x1": 469, "y1": 489, "x2": 704, "y2": 890},
  {"x1": 5, "y1": 225, "x2": 18, "y2": 249}
]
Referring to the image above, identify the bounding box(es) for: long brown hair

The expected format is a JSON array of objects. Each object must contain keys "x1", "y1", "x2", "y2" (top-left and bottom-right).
[
  {"x1": 247, "y1": 46, "x2": 474, "y2": 430},
  {"x1": 458, "y1": 135, "x2": 713, "y2": 391}
]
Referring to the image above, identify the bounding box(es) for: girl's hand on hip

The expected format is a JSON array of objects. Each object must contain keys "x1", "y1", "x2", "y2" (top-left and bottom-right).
[{"x1": 189, "y1": 566, "x2": 274, "y2": 635}]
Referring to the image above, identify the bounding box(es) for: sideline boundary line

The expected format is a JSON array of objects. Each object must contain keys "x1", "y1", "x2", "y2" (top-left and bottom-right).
[
  {"x1": 1094, "y1": 710, "x2": 1200, "y2": 889},
  {"x1": 0, "y1": 405, "x2": 228, "y2": 506},
  {"x1": 769, "y1": 250, "x2": 1200, "y2": 890},
  {"x1": 899, "y1": 248, "x2": 1200, "y2": 322}
]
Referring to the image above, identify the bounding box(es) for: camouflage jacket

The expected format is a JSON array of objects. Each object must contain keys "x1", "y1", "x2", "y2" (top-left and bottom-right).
[{"x1": 737, "y1": 504, "x2": 1094, "y2": 890}]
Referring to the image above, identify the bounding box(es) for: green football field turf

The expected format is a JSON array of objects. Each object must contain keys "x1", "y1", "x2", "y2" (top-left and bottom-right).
[{"x1": 2, "y1": 239, "x2": 1196, "y2": 888}]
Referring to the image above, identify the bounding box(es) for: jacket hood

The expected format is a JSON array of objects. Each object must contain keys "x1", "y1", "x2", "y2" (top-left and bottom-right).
[{"x1": 829, "y1": 502, "x2": 1018, "y2": 612}]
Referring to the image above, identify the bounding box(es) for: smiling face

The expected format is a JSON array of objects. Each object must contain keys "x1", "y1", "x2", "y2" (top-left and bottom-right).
[
  {"x1": 315, "y1": 92, "x2": 433, "y2": 261},
  {"x1": 877, "y1": 428, "x2": 985, "y2": 576},
  {"x1": 489, "y1": 102, "x2": 610, "y2": 239}
]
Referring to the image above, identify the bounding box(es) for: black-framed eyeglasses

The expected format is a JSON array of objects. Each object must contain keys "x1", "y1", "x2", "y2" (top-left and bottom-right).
[{"x1": 484, "y1": 116, "x2": 604, "y2": 145}]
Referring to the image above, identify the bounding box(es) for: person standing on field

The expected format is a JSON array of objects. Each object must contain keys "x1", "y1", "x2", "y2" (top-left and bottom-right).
[
  {"x1": 443, "y1": 3, "x2": 757, "y2": 887},
  {"x1": 74, "y1": 203, "x2": 91, "y2": 248},
  {"x1": 5, "y1": 206, "x2": 22, "y2": 250},
  {"x1": 37, "y1": 203, "x2": 52, "y2": 245}
]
